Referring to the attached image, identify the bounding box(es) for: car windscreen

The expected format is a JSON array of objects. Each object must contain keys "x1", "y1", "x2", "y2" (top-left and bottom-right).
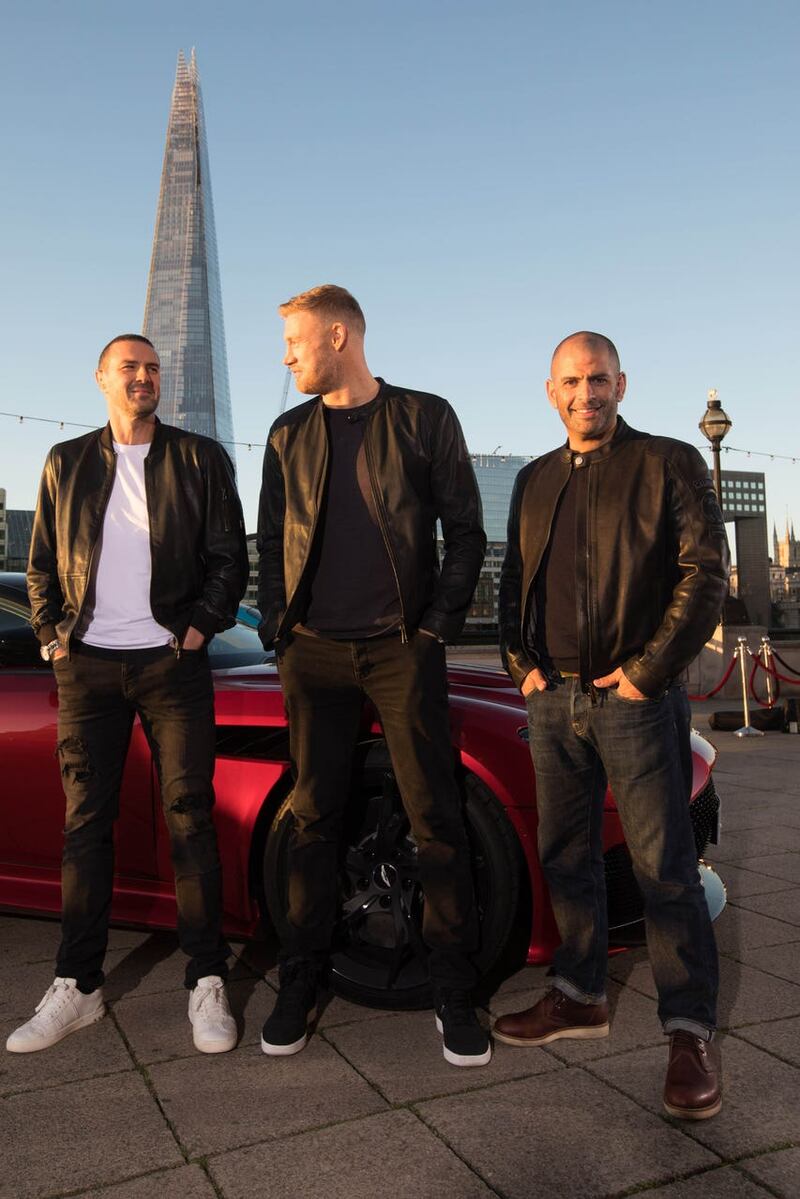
[{"x1": 208, "y1": 622, "x2": 271, "y2": 670}]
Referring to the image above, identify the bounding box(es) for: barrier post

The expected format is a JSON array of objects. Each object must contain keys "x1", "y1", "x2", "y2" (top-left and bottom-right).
[
  {"x1": 759, "y1": 636, "x2": 776, "y2": 708},
  {"x1": 735, "y1": 637, "x2": 764, "y2": 738}
]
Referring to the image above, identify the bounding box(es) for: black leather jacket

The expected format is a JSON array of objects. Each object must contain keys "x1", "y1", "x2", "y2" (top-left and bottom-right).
[
  {"x1": 499, "y1": 419, "x2": 730, "y2": 697},
  {"x1": 28, "y1": 420, "x2": 249, "y2": 651},
  {"x1": 256, "y1": 381, "x2": 486, "y2": 646}
]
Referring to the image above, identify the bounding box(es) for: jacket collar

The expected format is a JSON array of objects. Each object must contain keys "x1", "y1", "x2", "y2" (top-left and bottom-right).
[
  {"x1": 100, "y1": 416, "x2": 164, "y2": 457},
  {"x1": 557, "y1": 416, "x2": 634, "y2": 464}
]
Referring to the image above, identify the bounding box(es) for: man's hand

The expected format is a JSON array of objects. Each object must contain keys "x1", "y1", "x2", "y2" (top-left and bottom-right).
[
  {"x1": 52, "y1": 647, "x2": 67, "y2": 662},
  {"x1": 521, "y1": 667, "x2": 549, "y2": 696},
  {"x1": 181, "y1": 625, "x2": 206, "y2": 651},
  {"x1": 592, "y1": 666, "x2": 648, "y2": 700}
]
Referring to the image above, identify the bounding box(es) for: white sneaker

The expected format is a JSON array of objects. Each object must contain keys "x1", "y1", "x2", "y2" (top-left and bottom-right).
[
  {"x1": 6, "y1": 977, "x2": 105, "y2": 1053},
  {"x1": 188, "y1": 975, "x2": 237, "y2": 1053}
]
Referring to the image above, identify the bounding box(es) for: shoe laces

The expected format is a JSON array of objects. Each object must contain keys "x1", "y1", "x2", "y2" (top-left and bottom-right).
[
  {"x1": 438, "y1": 989, "x2": 479, "y2": 1027},
  {"x1": 35, "y1": 978, "x2": 77, "y2": 1019},
  {"x1": 193, "y1": 977, "x2": 230, "y2": 1017}
]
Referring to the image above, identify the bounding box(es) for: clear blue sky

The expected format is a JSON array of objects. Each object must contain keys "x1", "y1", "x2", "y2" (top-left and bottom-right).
[{"x1": 1, "y1": 0, "x2": 798, "y2": 549}]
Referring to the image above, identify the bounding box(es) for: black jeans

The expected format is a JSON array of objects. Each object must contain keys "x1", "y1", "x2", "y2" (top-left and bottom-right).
[
  {"x1": 53, "y1": 642, "x2": 230, "y2": 991},
  {"x1": 528, "y1": 678, "x2": 718, "y2": 1036},
  {"x1": 277, "y1": 630, "x2": 479, "y2": 990}
]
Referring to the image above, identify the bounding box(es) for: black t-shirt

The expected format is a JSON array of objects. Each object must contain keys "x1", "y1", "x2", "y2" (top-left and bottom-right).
[
  {"x1": 303, "y1": 395, "x2": 401, "y2": 638},
  {"x1": 531, "y1": 466, "x2": 580, "y2": 673}
]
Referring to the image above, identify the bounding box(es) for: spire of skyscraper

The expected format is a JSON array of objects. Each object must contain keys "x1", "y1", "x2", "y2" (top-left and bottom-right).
[{"x1": 143, "y1": 50, "x2": 235, "y2": 464}]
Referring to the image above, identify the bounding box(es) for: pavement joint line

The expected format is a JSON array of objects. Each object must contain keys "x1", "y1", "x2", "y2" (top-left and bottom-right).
[
  {"x1": 106, "y1": 1002, "x2": 193, "y2": 1167},
  {"x1": 0, "y1": 1059, "x2": 135, "y2": 1101},
  {"x1": 190, "y1": 1155, "x2": 227, "y2": 1199},
  {"x1": 408, "y1": 1103, "x2": 508, "y2": 1199},
  {"x1": 575, "y1": 1061, "x2": 728, "y2": 1160},
  {"x1": 197, "y1": 1105, "x2": 422, "y2": 1161},
  {"x1": 726, "y1": 1026, "x2": 800, "y2": 1070},
  {"x1": 316, "y1": 1024, "x2": 398, "y2": 1107},
  {"x1": 598, "y1": 1154, "x2": 782, "y2": 1199},
  {"x1": 28, "y1": 1162, "x2": 197, "y2": 1199},
  {"x1": 736, "y1": 1145, "x2": 800, "y2": 1199}
]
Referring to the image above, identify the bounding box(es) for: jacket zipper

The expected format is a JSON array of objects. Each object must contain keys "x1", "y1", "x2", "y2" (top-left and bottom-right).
[
  {"x1": 519, "y1": 467, "x2": 571, "y2": 659},
  {"x1": 279, "y1": 421, "x2": 329, "y2": 641},
  {"x1": 69, "y1": 449, "x2": 117, "y2": 653},
  {"x1": 363, "y1": 420, "x2": 408, "y2": 643}
]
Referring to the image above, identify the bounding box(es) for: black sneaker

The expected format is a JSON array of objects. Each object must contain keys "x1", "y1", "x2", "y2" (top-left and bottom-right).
[
  {"x1": 434, "y1": 990, "x2": 492, "y2": 1067},
  {"x1": 261, "y1": 958, "x2": 318, "y2": 1056}
]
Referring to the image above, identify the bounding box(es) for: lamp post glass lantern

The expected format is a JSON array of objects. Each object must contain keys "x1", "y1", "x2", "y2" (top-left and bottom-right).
[{"x1": 699, "y1": 388, "x2": 733, "y2": 503}]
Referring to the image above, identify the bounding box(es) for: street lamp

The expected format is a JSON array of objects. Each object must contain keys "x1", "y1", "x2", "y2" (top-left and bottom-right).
[{"x1": 699, "y1": 388, "x2": 733, "y2": 503}]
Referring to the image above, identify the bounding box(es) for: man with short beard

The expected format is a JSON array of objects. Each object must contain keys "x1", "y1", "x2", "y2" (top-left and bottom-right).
[
  {"x1": 496, "y1": 331, "x2": 729, "y2": 1119},
  {"x1": 7, "y1": 334, "x2": 248, "y2": 1057},
  {"x1": 257, "y1": 285, "x2": 489, "y2": 1066}
]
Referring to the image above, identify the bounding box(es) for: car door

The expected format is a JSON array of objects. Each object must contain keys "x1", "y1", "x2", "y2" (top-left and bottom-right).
[{"x1": 0, "y1": 587, "x2": 159, "y2": 882}]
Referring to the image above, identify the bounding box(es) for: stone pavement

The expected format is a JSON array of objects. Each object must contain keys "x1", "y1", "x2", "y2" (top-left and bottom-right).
[{"x1": 2, "y1": 701, "x2": 799, "y2": 1199}]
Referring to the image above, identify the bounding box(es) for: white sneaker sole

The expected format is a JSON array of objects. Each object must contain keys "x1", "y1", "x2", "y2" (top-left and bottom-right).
[
  {"x1": 435, "y1": 1014, "x2": 492, "y2": 1067},
  {"x1": 192, "y1": 1029, "x2": 237, "y2": 1054},
  {"x1": 6, "y1": 1004, "x2": 106, "y2": 1054},
  {"x1": 261, "y1": 1007, "x2": 317, "y2": 1057}
]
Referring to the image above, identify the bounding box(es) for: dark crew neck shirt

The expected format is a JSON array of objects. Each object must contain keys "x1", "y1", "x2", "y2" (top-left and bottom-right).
[
  {"x1": 303, "y1": 394, "x2": 402, "y2": 639},
  {"x1": 531, "y1": 464, "x2": 580, "y2": 673}
]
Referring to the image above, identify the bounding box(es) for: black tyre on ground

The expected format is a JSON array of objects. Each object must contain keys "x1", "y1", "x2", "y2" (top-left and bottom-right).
[{"x1": 262, "y1": 741, "x2": 524, "y2": 1009}]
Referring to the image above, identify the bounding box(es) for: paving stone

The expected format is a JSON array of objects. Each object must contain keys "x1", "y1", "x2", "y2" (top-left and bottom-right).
[
  {"x1": 739, "y1": 1148, "x2": 800, "y2": 1197},
  {"x1": 706, "y1": 862, "x2": 794, "y2": 900},
  {"x1": 0, "y1": 1010, "x2": 131, "y2": 1095},
  {"x1": 729, "y1": 941, "x2": 800, "y2": 985},
  {"x1": 712, "y1": 904, "x2": 800, "y2": 954},
  {"x1": 736, "y1": 853, "x2": 800, "y2": 884},
  {"x1": 316, "y1": 993, "x2": 405, "y2": 1030},
  {"x1": 733, "y1": 1015, "x2": 800, "y2": 1067},
  {"x1": 112, "y1": 976, "x2": 270, "y2": 1064},
  {"x1": 417, "y1": 1067, "x2": 717, "y2": 1198},
  {"x1": 102, "y1": 936, "x2": 260, "y2": 1003},
  {"x1": 209, "y1": 1108, "x2": 495, "y2": 1199},
  {"x1": 0, "y1": 1071, "x2": 182, "y2": 1199},
  {"x1": 483, "y1": 961, "x2": 552, "y2": 998},
  {"x1": 0, "y1": 960, "x2": 73, "y2": 1022},
  {"x1": 608, "y1": 950, "x2": 800, "y2": 1028},
  {"x1": 643, "y1": 1166, "x2": 772, "y2": 1196},
  {"x1": 733, "y1": 887, "x2": 800, "y2": 925},
  {"x1": 325, "y1": 1006, "x2": 559, "y2": 1103},
  {"x1": 0, "y1": 914, "x2": 60, "y2": 966},
  {"x1": 72, "y1": 1165, "x2": 218, "y2": 1199},
  {"x1": 590, "y1": 1035, "x2": 800, "y2": 1159},
  {"x1": 148, "y1": 1036, "x2": 386, "y2": 1156},
  {"x1": 709, "y1": 829, "x2": 800, "y2": 862}
]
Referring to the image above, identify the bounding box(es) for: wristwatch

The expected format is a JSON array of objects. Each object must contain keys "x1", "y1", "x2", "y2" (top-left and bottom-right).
[{"x1": 40, "y1": 638, "x2": 62, "y2": 662}]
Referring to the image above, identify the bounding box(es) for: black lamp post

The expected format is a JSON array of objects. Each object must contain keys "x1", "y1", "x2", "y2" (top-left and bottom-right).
[{"x1": 699, "y1": 389, "x2": 733, "y2": 503}]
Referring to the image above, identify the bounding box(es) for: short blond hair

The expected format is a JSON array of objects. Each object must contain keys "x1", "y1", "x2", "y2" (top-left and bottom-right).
[{"x1": 278, "y1": 284, "x2": 366, "y2": 335}]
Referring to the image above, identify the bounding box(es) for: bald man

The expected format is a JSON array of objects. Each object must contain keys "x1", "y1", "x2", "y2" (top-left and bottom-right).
[{"x1": 496, "y1": 332, "x2": 729, "y2": 1119}]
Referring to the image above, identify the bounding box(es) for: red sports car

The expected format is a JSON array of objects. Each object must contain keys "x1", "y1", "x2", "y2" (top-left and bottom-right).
[{"x1": 0, "y1": 571, "x2": 724, "y2": 1009}]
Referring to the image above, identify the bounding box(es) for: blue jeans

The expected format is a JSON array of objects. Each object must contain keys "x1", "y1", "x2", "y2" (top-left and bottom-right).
[{"x1": 527, "y1": 678, "x2": 718, "y2": 1036}]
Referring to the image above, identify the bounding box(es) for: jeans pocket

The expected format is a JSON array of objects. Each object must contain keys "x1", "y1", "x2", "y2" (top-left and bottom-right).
[{"x1": 607, "y1": 687, "x2": 663, "y2": 706}]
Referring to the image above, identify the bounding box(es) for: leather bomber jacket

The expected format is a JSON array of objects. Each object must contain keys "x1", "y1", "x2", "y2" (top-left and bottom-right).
[
  {"x1": 256, "y1": 380, "x2": 486, "y2": 646},
  {"x1": 28, "y1": 420, "x2": 249, "y2": 651},
  {"x1": 499, "y1": 418, "x2": 730, "y2": 697}
]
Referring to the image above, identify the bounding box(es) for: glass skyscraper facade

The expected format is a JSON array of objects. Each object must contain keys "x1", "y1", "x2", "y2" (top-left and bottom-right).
[{"x1": 143, "y1": 50, "x2": 235, "y2": 465}]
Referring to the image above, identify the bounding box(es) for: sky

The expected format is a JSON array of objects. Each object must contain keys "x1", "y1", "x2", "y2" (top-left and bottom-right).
[{"x1": 1, "y1": 0, "x2": 798, "y2": 550}]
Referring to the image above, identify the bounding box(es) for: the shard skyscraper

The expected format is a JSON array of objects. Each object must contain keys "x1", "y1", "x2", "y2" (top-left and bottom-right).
[{"x1": 143, "y1": 50, "x2": 235, "y2": 465}]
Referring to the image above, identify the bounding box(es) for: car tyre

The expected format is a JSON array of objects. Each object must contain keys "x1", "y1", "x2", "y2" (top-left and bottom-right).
[{"x1": 262, "y1": 746, "x2": 523, "y2": 1010}]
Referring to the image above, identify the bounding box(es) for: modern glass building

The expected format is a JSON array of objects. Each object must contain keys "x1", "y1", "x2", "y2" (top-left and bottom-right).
[
  {"x1": 463, "y1": 453, "x2": 534, "y2": 626},
  {"x1": 143, "y1": 50, "x2": 235, "y2": 465}
]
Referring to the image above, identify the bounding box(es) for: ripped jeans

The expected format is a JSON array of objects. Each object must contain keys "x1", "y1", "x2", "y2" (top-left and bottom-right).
[{"x1": 53, "y1": 641, "x2": 229, "y2": 991}]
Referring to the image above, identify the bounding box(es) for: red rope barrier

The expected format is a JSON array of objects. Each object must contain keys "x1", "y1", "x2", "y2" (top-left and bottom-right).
[
  {"x1": 749, "y1": 653, "x2": 800, "y2": 686},
  {"x1": 770, "y1": 648, "x2": 800, "y2": 681},
  {"x1": 687, "y1": 652, "x2": 738, "y2": 701},
  {"x1": 749, "y1": 657, "x2": 779, "y2": 708}
]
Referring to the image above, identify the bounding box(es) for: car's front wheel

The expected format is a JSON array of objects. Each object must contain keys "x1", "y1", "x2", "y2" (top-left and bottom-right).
[{"x1": 262, "y1": 744, "x2": 523, "y2": 1009}]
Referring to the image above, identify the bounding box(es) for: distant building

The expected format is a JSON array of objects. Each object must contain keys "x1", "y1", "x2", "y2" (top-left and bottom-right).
[
  {"x1": 4, "y1": 510, "x2": 35, "y2": 572},
  {"x1": 719, "y1": 469, "x2": 771, "y2": 626},
  {"x1": 464, "y1": 453, "x2": 533, "y2": 627},
  {"x1": 770, "y1": 520, "x2": 800, "y2": 628},
  {"x1": 143, "y1": 50, "x2": 235, "y2": 466},
  {"x1": 774, "y1": 520, "x2": 800, "y2": 569},
  {"x1": 0, "y1": 488, "x2": 6, "y2": 570}
]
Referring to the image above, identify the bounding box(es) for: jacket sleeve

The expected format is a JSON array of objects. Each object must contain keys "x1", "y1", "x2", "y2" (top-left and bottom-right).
[
  {"x1": 419, "y1": 400, "x2": 486, "y2": 642},
  {"x1": 622, "y1": 445, "x2": 730, "y2": 696},
  {"x1": 27, "y1": 449, "x2": 64, "y2": 646},
  {"x1": 188, "y1": 443, "x2": 249, "y2": 638},
  {"x1": 499, "y1": 468, "x2": 538, "y2": 689},
  {"x1": 255, "y1": 433, "x2": 287, "y2": 647}
]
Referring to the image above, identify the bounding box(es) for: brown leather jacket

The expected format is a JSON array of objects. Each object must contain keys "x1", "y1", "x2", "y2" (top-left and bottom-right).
[
  {"x1": 499, "y1": 419, "x2": 730, "y2": 697},
  {"x1": 28, "y1": 420, "x2": 248, "y2": 651},
  {"x1": 256, "y1": 381, "x2": 486, "y2": 646}
]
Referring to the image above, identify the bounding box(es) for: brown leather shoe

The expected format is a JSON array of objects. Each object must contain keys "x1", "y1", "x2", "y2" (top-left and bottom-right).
[
  {"x1": 663, "y1": 1031, "x2": 721, "y2": 1120},
  {"x1": 493, "y1": 988, "x2": 610, "y2": 1046}
]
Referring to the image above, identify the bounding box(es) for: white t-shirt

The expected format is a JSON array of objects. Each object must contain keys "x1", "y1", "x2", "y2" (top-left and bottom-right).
[{"x1": 81, "y1": 442, "x2": 173, "y2": 649}]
